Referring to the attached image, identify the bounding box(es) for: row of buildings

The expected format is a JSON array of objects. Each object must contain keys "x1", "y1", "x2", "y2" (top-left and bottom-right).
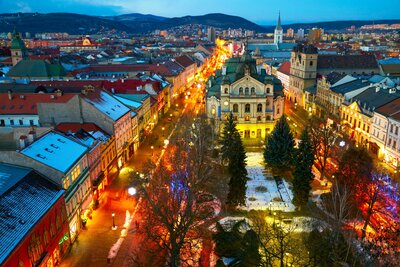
[{"x1": 0, "y1": 29, "x2": 208, "y2": 266}]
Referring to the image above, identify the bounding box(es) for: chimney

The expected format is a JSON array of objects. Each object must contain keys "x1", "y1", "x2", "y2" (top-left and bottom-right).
[
  {"x1": 7, "y1": 89, "x2": 12, "y2": 100},
  {"x1": 55, "y1": 89, "x2": 63, "y2": 97},
  {"x1": 375, "y1": 86, "x2": 380, "y2": 93},
  {"x1": 222, "y1": 66, "x2": 227, "y2": 75},
  {"x1": 19, "y1": 135, "x2": 28, "y2": 149},
  {"x1": 28, "y1": 130, "x2": 36, "y2": 143}
]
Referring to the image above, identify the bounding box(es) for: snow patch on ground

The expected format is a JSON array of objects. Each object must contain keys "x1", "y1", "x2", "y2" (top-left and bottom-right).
[{"x1": 241, "y1": 152, "x2": 296, "y2": 212}]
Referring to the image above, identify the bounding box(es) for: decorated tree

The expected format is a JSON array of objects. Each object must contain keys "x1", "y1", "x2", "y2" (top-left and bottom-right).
[
  {"x1": 292, "y1": 128, "x2": 314, "y2": 210},
  {"x1": 264, "y1": 115, "x2": 295, "y2": 173}
]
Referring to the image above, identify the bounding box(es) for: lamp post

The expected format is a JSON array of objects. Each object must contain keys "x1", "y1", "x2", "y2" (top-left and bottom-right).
[
  {"x1": 162, "y1": 127, "x2": 165, "y2": 137},
  {"x1": 269, "y1": 201, "x2": 272, "y2": 215},
  {"x1": 112, "y1": 212, "x2": 116, "y2": 230},
  {"x1": 151, "y1": 145, "x2": 154, "y2": 156}
]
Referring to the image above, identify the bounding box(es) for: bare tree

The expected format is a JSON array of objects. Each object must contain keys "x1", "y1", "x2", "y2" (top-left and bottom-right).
[
  {"x1": 136, "y1": 116, "x2": 218, "y2": 266},
  {"x1": 248, "y1": 212, "x2": 309, "y2": 267},
  {"x1": 309, "y1": 116, "x2": 338, "y2": 179}
]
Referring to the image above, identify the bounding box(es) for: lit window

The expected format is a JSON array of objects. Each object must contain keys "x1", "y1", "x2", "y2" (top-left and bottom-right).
[{"x1": 245, "y1": 104, "x2": 250, "y2": 113}]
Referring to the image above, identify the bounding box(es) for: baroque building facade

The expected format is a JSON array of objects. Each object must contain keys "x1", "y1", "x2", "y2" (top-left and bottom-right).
[{"x1": 206, "y1": 52, "x2": 285, "y2": 139}]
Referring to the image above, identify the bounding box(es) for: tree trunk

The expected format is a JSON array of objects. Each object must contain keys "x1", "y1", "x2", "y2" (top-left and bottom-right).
[{"x1": 361, "y1": 206, "x2": 373, "y2": 240}]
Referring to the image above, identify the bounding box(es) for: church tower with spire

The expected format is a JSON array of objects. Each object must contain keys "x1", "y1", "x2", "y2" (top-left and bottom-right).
[
  {"x1": 274, "y1": 12, "x2": 283, "y2": 45},
  {"x1": 10, "y1": 28, "x2": 27, "y2": 66}
]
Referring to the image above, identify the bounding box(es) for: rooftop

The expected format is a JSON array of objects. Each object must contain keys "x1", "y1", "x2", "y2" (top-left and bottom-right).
[
  {"x1": 0, "y1": 163, "x2": 63, "y2": 264},
  {"x1": 81, "y1": 90, "x2": 130, "y2": 121},
  {"x1": 0, "y1": 93, "x2": 76, "y2": 115},
  {"x1": 318, "y1": 55, "x2": 379, "y2": 70},
  {"x1": 21, "y1": 131, "x2": 88, "y2": 173}
]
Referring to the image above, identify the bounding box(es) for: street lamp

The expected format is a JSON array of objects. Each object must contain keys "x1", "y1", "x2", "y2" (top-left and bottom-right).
[
  {"x1": 162, "y1": 127, "x2": 165, "y2": 137},
  {"x1": 128, "y1": 187, "x2": 136, "y2": 196},
  {"x1": 151, "y1": 146, "x2": 154, "y2": 156},
  {"x1": 112, "y1": 212, "x2": 117, "y2": 230},
  {"x1": 269, "y1": 201, "x2": 272, "y2": 215}
]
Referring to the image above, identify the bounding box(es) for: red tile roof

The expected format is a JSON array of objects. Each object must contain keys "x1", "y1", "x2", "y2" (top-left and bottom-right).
[
  {"x1": 174, "y1": 55, "x2": 195, "y2": 68},
  {"x1": 375, "y1": 98, "x2": 400, "y2": 117},
  {"x1": 0, "y1": 93, "x2": 76, "y2": 115},
  {"x1": 55, "y1": 123, "x2": 107, "y2": 135},
  {"x1": 277, "y1": 61, "x2": 291, "y2": 75}
]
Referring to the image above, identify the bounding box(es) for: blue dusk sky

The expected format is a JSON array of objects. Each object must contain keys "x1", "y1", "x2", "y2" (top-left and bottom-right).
[{"x1": 0, "y1": 0, "x2": 399, "y2": 25}]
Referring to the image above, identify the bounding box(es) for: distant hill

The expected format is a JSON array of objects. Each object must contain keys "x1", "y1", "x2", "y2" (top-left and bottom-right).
[
  {"x1": 0, "y1": 12, "x2": 264, "y2": 34},
  {"x1": 103, "y1": 13, "x2": 167, "y2": 22},
  {"x1": 120, "y1": 13, "x2": 266, "y2": 32},
  {"x1": 262, "y1": 19, "x2": 400, "y2": 32},
  {"x1": 0, "y1": 13, "x2": 398, "y2": 35},
  {"x1": 0, "y1": 13, "x2": 134, "y2": 34}
]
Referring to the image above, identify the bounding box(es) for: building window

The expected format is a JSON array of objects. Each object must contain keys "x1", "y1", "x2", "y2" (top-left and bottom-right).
[
  {"x1": 310, "y1": 61, "x2": 313, "y2": 66},
  {"x1": 224, "y1": 88, "x2": 228, "y2": 94},
  {"x1": 233, "y1": 104, "x2": 239, "y2": 113},
  {"x1": 10, "y1": 119, "x2": 14, "y2": 125},
  {"x1": 19, "y1": 119, "x2": 23, "y2": 126},
  {"x1": 29, "y1": 120, "x2": 34, "y2": 126},
  {"x1": 245, "y1": 104, "x2": 250, "y2": 113},
  {"x1": 257, "y1": 116, "x2": 262, "y2": 121},
  {"x1": 277, "y1": 108, "x2": 280, "y2": 115},
  {"x1": 233, "y1": 116, "x2": 238, "y2": 121},
  {"x1": 394, "y1": 140, "x2": 397, "y2": 149},
  {"x1": 390, "y1": 124, "x2": 394, "y2": 133},
  {"x1": 239, "y1": 87, "x2": 243, "y2": 95},
  {"x1": 245, "y1": 116, "x2": 250, "y2": 121},
  {"x1": 266, "y1": 115, "x2": 271, "y2": 121},
  {"x1": 245, "y1": 87, "x2": 249, "y2": 95},
  {"x1": 257, "y1": 104, "x2": 262, "y2": 112},
  {"x1": 0, "y1": 119, "x2": 4, "y2": 126},
  {"x1": 396, "y1": 126, "x2": 399, "y2": 135},
  {"x1": 267, "y1": 88, "x2": 270, "y2": 94},
  {"x1": 251, "y1": 87, "x2": 255, "y2": 95},
  {"x1": 388, "y1": 138, "x2": 392, "y2": 146}
]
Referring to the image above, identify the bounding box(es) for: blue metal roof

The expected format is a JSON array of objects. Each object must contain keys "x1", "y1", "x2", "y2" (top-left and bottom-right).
[{"x1": 0, "y1": 164, "x2": 64, "y2": 264}]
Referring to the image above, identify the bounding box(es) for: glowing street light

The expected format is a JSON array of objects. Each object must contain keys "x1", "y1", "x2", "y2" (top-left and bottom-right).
[
  {"x1": 151, "y1": 145, "x2": 154, "y2": 156},
  {"x1": 128, "y1": 187, "x2": 136, "y2": 196}
]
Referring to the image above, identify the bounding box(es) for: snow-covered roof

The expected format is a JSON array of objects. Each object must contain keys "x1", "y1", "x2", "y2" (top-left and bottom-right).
[
  {"x1": 0, "y1": 164, "x2": 64, "y2": 264},
  {"x1": 21, "y1": 131, "x2": 88, "y2": 173},
  {"x1": 115, "y1": 95, "x2": 142, "y2": 109},
  {"x1": 82, "y1": 90, "x2": 130, "y2": 121}
]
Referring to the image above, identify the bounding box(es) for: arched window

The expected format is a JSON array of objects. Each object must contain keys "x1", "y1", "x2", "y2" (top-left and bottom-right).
[
  {"x1": 251, "y1": 87, "x2": 255, "y2": 95},
  {"x1": 233, "y1": 104, "x2": 239, "y2": 113},
  {"x1": 267, "y1": 88, "x2": 270, "y2": 94},
  {"x1": 257, "y1": 104, "x2": 262, "y2": 112},
  {"x1": 245, "y1": 87, "x2": 249, "y2": 95},
  {"x1": 239, "y1": 87, "x2": 243, "y2": 95},
  {"x1": 245, "y1": 104, "x2": 250, "y2": 113},
  {"x1": 224, "y1": 88, "x2": 228, "y2": 94}
]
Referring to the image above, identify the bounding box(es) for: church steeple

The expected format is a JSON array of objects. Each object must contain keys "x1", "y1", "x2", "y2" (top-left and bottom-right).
[
  {"x1": 10, "y1": 27, "x2": 27, "y2": 66},
  {"x1": 276, "y1": 11, "x2": 282, "y2": 31},
  {"x1": 274, "y1": 12, "x2": 283, "y2": 45}
]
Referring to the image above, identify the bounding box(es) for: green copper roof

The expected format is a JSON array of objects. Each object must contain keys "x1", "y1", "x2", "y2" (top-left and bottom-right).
[
  {"x1": 206, "y1": 54, "x2": 283, "y2": 99},
  {"x1": 11, "y1": 30, "x2": 26, "y2": 50},
  {"x1": 7, "y1": 60, "x2": 67, "y2": 78}
]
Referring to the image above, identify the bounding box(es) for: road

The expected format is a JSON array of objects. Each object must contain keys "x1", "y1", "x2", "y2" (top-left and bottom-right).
[{"x1": 61, "y1": 42, "x2": 230, "y2": 267}]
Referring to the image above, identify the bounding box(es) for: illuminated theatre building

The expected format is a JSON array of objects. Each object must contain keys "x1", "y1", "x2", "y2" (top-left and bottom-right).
[{"x1": 206, "y1": 50, "x2": 285, "y2": 139}]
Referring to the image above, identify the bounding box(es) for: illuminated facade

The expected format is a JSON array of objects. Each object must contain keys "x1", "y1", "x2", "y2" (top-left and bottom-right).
[
  {"x1": 206, "y1": 51, "x2": 285, "y2": 139},
  {"x1": 287, "y1": 44, "x2": 318, "y2": 107}
]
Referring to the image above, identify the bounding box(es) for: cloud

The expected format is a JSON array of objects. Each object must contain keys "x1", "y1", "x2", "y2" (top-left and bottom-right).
[{"x1": 16, "y1": 1, "x2": 33, "y2": 12}]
